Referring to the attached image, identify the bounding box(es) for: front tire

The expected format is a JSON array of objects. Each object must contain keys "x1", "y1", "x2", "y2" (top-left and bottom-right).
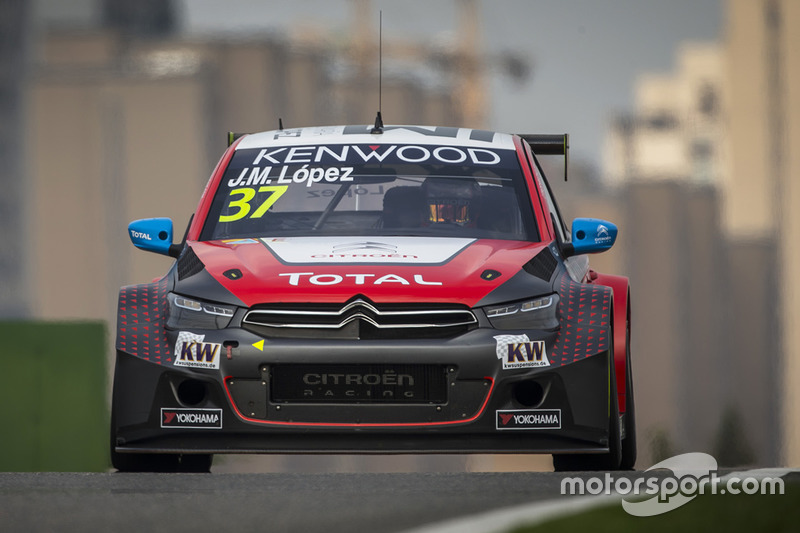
[
  {"x1": 111, "y1": 449, "x2": 213, "y2": 473},
  {"x1": 619, "y1": 322, "x2": 637, "y2": 470}
]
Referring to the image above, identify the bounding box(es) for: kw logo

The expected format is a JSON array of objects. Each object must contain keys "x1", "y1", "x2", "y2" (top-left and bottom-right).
[
  {"x1": 179, "y1": 342, "x2": 219, "y2": 363},
  {"x1": 174, "y1": 332, "x2": 221, "y2": 369},
  {"x1": 507, "y1": 342, "x2": 546, "y2": 364},
  {"x1": 493, "y1": 334, "x2": 550, "y2": 370}
]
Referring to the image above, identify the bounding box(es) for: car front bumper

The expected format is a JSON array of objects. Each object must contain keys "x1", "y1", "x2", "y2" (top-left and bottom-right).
[{"x1": 112, "y1": 328, "x2": 613, "y2": 456}]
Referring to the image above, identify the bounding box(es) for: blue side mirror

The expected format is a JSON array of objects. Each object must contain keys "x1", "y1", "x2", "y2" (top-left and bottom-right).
[
  {"x1": 569, "y1": 218, "x2": 617, "y2": 255},
  {"x1": 128, "y1": 218, "x2": 176, "y2": 257}
]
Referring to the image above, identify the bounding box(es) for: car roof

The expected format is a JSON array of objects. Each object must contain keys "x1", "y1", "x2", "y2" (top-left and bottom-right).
[{"x1": 235, "y1": 125, "x2": 518, "y2": 151}]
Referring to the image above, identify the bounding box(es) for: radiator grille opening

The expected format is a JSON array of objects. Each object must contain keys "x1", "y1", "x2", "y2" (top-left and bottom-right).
[{"x1": 242, "y1": 297, "x2": 477, "y2": 340}]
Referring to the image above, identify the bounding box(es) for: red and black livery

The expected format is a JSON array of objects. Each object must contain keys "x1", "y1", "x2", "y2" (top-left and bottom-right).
[{"x1": 111, "y1": 125, "x2": 635, "y2": 472}]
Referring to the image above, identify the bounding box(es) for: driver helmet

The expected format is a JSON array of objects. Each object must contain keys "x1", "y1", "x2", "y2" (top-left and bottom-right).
[{"x1": 422, "y1": 178, "x2": 481, "y2": 225}]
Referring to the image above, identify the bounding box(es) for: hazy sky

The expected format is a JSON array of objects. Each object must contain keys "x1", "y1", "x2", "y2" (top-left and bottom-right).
[{"x1": 179, "y1": 0, "x2": 721, "y2": 166}]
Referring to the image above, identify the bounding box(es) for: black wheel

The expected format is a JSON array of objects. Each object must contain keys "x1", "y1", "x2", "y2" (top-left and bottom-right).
[
  {"x1": 553, "y1": 333, "x2": 622, "y2": 472},
  {"x1": 619, "y1": 322, "x2": 637, "y2": 470},
  {"x1": 112, "y1": 451, "x2": 213, "y2": 473},
  {"x1": 176, "y1": 454, "x2": 214, "y2": 473},
  {"x1": 111, "y1": 450, "x2": 177, "y2": 472}
]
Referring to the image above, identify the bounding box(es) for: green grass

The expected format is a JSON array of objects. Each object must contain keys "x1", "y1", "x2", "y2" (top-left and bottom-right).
[
  {"x1": 510, "y1": 482, "x2": 799, "y2": 533},
  {"x1": 0, "y1": 321, "x2": 109, "y2": 472}
]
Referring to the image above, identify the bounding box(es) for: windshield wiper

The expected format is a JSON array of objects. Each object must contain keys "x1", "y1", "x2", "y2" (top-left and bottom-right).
[{"x1": 312, "y1": 183, "x2": 352, "y2": 230}]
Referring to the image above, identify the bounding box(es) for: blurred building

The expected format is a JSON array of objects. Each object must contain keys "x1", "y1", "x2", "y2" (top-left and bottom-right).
[
  {"x1": 27, "y1": 29, "x2": 209, "y2": 323},
  {"x1": 737, "y1": 0, "x2": 800, "y2": 468},
  {"x1": 602, "y1": 43, "x2": 732, "y2": 465},
  {"x1": 603, "y1": 43, "x2": 726, "y2": 188},
  {"x1": 24, "y1": 11, "x2": 482, "y2": 327},
  {"x1": 0, "y1": 1, "x2": 32, "y2": 317},
  {"x1": 603, "y1": 0, "x2": 800, "y2": 467}
]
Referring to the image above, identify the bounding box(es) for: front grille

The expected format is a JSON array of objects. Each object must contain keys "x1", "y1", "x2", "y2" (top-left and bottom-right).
[
  {"x1": 271, "y1": 363, "x2": 448, "y2": 403},
  {"x1": 242, "y1": 298, "x2": 477, "y2": 340}
]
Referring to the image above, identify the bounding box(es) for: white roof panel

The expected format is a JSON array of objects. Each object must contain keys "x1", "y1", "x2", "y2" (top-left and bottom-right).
[{"x1": 236, "y1": 125, "x2": 517, "y2": 151}]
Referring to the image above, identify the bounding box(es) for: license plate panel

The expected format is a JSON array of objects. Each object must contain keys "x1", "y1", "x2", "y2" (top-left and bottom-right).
[{"x1": 270, "y1": 364, "x2": 448, "y2": 403}]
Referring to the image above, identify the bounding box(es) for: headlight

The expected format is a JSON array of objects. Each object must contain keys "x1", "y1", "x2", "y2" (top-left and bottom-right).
[
  {"x1": 484, "y1": 294, "x2": 559, "y2": 330},
  {"x1": 166, "y1": 293, "x2": 236, "y2": 329}
]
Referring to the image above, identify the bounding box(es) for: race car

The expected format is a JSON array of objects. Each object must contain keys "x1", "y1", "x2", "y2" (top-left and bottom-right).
[{"x1": 110, "y1": 124, "x2": 635, "y2": 472}]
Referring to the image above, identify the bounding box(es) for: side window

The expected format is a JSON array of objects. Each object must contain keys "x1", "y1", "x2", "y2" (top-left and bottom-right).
[{"x1": 533, "y1": 164, "x2": 570, "y2": 243}]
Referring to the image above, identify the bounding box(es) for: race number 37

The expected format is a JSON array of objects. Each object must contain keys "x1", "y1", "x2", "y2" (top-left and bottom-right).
[{"x1": 219, "y1": 185, "x2": 288, "y2": 222}]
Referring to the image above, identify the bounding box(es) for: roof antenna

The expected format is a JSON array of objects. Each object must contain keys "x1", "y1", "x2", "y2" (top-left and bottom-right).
[
  {"x1": 371, "y1": 111, "x2": 383, "y2": 134},
  {"x1": 370, "y1": 11, "x2": 384, "y2": 134},
  {"x1": 278, "y1": 118, "x2": 284, "y2": 131}
]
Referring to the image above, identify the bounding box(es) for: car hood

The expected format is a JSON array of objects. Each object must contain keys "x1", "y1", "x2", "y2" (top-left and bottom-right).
[{"x1": 178, "y1": 236, "x2": 552, "y2": 308}]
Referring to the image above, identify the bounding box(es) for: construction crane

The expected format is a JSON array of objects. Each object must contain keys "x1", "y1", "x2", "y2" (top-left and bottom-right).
[{"x1": 346, "y1": 0, "x2": 531, "y2": 128}]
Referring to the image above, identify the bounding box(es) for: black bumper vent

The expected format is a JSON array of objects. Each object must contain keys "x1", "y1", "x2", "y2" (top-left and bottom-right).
[
  {"x1": 524, "y1": 247, "x2": 558, "y2": 281},
  {"x1": 177, "y1": 246, "x2": 205, "y2": 280}
]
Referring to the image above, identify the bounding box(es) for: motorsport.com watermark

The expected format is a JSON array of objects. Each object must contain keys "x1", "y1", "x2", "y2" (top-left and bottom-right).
[{"x1": 561, "y1": 453, "x2": 785, "y2": 517}]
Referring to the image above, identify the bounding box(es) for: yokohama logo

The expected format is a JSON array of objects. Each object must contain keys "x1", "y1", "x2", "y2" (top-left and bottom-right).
[
  {"x1": 496, "y1": 409, "x2": 561, "y2": 430},
  {"x1": 161, "y1": 408, "x2": 223, "y2": 429}
]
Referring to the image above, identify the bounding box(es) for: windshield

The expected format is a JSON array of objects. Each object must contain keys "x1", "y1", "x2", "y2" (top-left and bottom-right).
[{"x1": 200, "y1": 143, "x2": 539, "y2": 241}]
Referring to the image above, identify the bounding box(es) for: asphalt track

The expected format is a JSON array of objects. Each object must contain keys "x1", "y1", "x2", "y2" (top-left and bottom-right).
[
  {"x1": 2, "y1": 468, "x2": 795, "y2": 532},
  {"x1": 0, "y1": 470, "x2": 607, "y2": 533}
]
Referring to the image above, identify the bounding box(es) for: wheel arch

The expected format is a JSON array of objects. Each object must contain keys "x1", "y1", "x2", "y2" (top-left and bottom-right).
[{"x1": 591, "y1": 271, "x2": 631, "y2": 414}]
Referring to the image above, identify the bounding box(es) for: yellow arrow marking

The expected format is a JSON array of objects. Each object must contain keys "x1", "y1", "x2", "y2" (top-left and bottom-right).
[{"x1": 252, "y1": 340, "x2": 264, "y2": 351}]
